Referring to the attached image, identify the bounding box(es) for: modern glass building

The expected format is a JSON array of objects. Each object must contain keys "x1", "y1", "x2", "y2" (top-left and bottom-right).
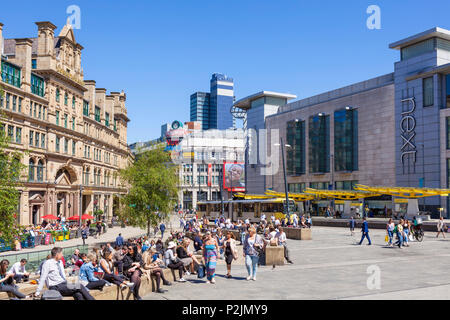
[
  {"x1": 190, "y1": 92, "x2": 210, "y2": 130},
  {"x1": 234, "y1": 27, "x2": 450, "y2": 218},
  {"x1": 190, "y1": 73, "x2": 234, "y2": 130}
]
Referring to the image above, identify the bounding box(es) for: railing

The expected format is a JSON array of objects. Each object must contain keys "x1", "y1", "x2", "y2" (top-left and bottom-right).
[{"x1": 0, "y1": 244, "x2": 89, "y2": 273}]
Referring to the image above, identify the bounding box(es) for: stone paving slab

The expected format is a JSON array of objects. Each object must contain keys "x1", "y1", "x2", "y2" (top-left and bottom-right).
[{"x1": 144, "y1": 226, "x2": 450, "y2": 300}]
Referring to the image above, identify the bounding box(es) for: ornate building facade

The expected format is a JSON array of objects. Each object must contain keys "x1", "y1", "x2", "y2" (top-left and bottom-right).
[{"x1": 0, "y1": 21, "x2": 131, "y2": 225}]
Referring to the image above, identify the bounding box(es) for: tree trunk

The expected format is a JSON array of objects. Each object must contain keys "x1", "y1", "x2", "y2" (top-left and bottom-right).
[{"x1": 147, "y1": 218, "x2": 151, "y2": 237}]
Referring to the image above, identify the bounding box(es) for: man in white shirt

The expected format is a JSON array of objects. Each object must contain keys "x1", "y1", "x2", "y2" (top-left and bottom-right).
[
  {"x1": 35, "y1": 247, "x2": 95, "y2": 300},
  {"x1": 9, "y1": 259, "x2": 30, "y2": 282},
  {"x1": 271, "y1": 215, "x2": 275, "y2": 223},
  {"x1": 261, "y1": 213, "x2": 266, "y2": 222},
  {"x1": 274, "y1": 219, "x2": 281, "y2": 227},
  {"x1": 276, "y1": 227, "x2": 293, "y2": 264},
  {"x1": 244, "y1": 218, "x2": 250, "y2": 225}
]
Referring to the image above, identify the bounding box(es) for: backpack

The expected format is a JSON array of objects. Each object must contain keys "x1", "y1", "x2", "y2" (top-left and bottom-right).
[{"x1": 41, "y1": 290, "x2": 63, "y2": 300}]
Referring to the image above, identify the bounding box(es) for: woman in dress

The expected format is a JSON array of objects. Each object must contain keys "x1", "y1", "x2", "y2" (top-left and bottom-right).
[
  {"x1": 223, "y1": 232, "x2": 238, "y2": 278},
  {"x1": 202, "y1": 231, "x2": 220, "y2": 284}
]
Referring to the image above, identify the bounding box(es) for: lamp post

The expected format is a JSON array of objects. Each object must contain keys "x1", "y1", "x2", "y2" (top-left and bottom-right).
[
  {"x1": 78, "y1": 184, "x2": 83, "y2": 237},
  {"x1": 275, "y1": 137, "x2": 291, "y2": 219},
  {"x1": 219, "y1": 165, "x2": 225, "y2": 216}
]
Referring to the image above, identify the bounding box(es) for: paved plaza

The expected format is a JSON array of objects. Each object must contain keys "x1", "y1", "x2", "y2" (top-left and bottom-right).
[{"x1": 144, "y1": 226, "x2": 450, "y2": 300}]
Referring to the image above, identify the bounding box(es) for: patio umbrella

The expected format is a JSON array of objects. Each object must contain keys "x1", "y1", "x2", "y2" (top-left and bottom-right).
[
  {"x1": 41, "y1": 215, "x2": 58, "y2": 220},
  {"x1": 68, "y1": 215, "x2": 80, "y2": 221},
  {"x1": 81, "y1": 214, "x2": 95, "y2": 220}
]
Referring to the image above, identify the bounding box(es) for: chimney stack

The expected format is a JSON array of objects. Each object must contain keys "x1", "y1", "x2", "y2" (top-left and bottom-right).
[{"x1": 35, "y1": 21, "x2": 57, "y2": 56}]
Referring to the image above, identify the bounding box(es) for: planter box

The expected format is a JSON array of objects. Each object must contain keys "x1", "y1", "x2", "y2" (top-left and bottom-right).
[
  {"x1": 265, "y1": 246, "x2": 285, "y2": 266},
  {"x1": 300, "y1": 228, "x2": 312, "y2": 240}
]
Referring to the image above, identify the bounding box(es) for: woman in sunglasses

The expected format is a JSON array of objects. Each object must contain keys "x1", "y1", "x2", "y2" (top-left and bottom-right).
[{"x1": 122, "y1": 245, "x2": 144, "y2": 300}]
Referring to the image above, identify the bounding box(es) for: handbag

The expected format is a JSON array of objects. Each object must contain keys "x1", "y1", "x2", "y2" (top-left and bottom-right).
[
  {"x1": 384, "y1": 235, "x2": 389, "y2": 243},
  {"x1": 197, "y1": 264, "x2": 206, "y2": 279}
]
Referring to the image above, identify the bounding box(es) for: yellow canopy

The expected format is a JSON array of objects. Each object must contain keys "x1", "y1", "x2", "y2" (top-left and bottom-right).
[
  {"x1": 354, "y1": 184, "x2": 450, "y2": 199},
  {"x1": 265, "y1": 190, "x2": 315, "y2": 201},
  {"x1": 304, "y1": 188, "x2": 380, "y2": 200},
  {"x1": 234, "y1": 193, "x2": 276, "y2": 200}
]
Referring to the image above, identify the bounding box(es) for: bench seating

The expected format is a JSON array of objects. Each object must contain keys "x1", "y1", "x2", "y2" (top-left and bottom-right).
[{"x1": 0, "y1": 256, "x2": 204, "y2": 300}]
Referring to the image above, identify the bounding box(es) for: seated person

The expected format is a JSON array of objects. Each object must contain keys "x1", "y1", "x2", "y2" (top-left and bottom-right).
[
  {"x1": 164, "y1": 242, "x2": 186, "y2": 282},
  {"x1": 79, "y1": 253, "x2": 107, "y2": 291},
  {"x1": 36, "y1": 247, "x2": 95, "y2": 300},
  {"x1": 122, "y1": 245, "x2": 144, "y2": 300},
  {"x1": 141, "y1": 248, "x2": 171, "y2": 293},
  {"x1": 193, "y1": 232, "x2": 203, "y2": 253},
  {"x1": 99, "y1": 250, "x2": 133, "y2": 291},
  {"x1": 8, "y1": 259, "x2": 30, "y2": 283},
  {"x1": 0, "y1": 259, "x2": 30, "y2": 300},
  {"x1": 176, "y1": 239, "x2": 199, "y2": 275}
]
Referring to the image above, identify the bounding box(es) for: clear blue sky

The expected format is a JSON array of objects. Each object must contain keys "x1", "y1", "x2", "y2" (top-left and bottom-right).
[{"x1": 1, "y1": 0, "x2": 450, "y2": 143}]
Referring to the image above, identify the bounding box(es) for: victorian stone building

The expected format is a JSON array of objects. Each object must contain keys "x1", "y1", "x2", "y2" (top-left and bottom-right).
[{"x1": 0, "y1": 21, "x2": 131, "y2": 226}]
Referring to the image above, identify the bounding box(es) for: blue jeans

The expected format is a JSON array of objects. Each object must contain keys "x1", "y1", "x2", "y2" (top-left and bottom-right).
[
  {"x1": 388, "y1": 230, "x2": 393, "y2": 245},
  {"x1": 245, "y1": 255, "x2": 259, "y2": 278},
  {"x1": 403, "y1": 229, "x2": 409, "y2": 243},
  {"x1": 359, "y1": 232, "x2": 371, "y2": 245},
  {"x1": 240, "y1": 232, "x2": 246, "y2": 244},
  {"x1": 396, "y1": 232, "x2": 403, "y2": 247}
]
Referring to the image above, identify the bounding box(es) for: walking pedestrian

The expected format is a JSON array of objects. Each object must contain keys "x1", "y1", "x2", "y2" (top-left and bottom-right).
[
  {"x1": 115, "y1": 233, "x2": 124, "y2": 247},
  {"x1": 81, "y1": 224, "x2": 89, "y2": 245},
  {"x1": 436, "y1": 217, "x2": 447, "y2": 238},
  {"x1": 223, "y1": 232, "x2": 238, "y2": 278},
  {"x1": 349, "y1": 217, "x2": 356, "y2": 236},
  {"x1": 203, "y1": 231, "x2": 220, "y2": 284},
  {"x1": 403, "y1": 219, "x2": 410, "y2": 247},
  {"x1": 243, "y1": 227, "x2": 264, "y2": 281},
  {"x1": 358, "y1": 217, "x2": 371, "y2": 245},
  {"x1": 395, "y1": 220, "x2": 404, "y2": 248},
  {"x1": 160, "y1": 222, "x2": 166, "y2": 240},
  {"x1": 386, "y1": 218, "x2": 395, "y2": 247}
]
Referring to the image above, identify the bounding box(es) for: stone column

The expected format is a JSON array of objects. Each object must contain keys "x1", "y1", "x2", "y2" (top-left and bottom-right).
[{"x1": 20, "y1": 191, "x2": 29, "y2": 226}]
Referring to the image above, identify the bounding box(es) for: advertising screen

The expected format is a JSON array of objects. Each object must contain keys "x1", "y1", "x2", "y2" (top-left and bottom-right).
[{"x1": 223, "y1": 162, "x2": 245, "y2": 192}]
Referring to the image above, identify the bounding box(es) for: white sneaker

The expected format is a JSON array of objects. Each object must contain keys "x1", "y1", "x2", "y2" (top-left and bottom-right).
[
  {"x1": 252, "y1": 276, "x2": 256, "y2": 281},
  {"x1": 178, "y1": 278, "x2": 187, "y2": 282},
  {"x1": 246, "y1": 276, "x2": 252, "y2": 281},
  {"x1": 211, "y1": 278, "x2": 215, "y2": 284},
  {"x1": 185, "y1": 271, "x2": 191, "y2": 276}
]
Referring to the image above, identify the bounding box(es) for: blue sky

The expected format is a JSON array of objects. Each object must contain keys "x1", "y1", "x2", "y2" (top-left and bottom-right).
[{"x1": 1, "y1": 0, "x2": 450, "y2": 143}]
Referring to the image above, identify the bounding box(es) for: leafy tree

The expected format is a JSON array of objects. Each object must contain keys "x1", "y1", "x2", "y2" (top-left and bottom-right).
[
  {"x1": 0, "y1": 86, "x2": 26, "y2": 245},
  {"x1": 119, "y1": 144, "x2": 178, "y2": 236}
]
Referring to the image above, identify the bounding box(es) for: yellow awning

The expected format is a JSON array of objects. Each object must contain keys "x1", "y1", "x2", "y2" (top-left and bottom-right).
[
  {"x1": 265, "y1": 190, "x2": 315, "y2": 201},
  {"x1": 354, "y1": 184, "x2": 450, "y2": 198},
  {"x1": 304, "y1": 188, "x2": 380, "y2": 200}
]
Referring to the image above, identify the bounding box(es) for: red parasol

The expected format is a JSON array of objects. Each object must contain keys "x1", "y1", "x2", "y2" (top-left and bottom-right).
[
  {"x1": 81, "y1": 214, "x2": 95, "y2": 220},
  {"x1": 68, "y1": 215, "x2": 80, "y2": 221},
  {"x1": 41, "y1": 215, "x2": 58, "y2": 220}
]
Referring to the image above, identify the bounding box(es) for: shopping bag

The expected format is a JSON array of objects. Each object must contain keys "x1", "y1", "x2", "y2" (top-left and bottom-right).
[
  {"x1": 384, "y1": 235, "x2": 389, "y2": 243},
  {"x1": 409, "y1": 234, "x2": 414, "y2": 241}
]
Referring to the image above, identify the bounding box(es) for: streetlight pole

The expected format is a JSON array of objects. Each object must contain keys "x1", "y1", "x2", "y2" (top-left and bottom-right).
[
  {"x1": 78, "y1": 184, "x2": 83, "y2": 237},
  {"x1": 280, "y1": 137, "x2": 290, "y2": 219}
]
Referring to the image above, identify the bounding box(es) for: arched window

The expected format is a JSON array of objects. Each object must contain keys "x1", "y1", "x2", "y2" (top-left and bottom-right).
[
  {"x1": 37, "y1": 160, "x2": 44, "y2": 182},
  {"x1": 29, "y1": 159, "x2": 35, "y2": 181}
]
